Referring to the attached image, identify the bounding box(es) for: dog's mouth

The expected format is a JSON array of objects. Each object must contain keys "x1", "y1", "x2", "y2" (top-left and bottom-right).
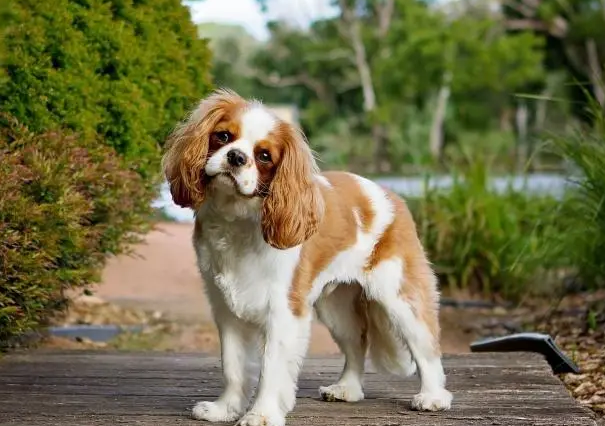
[
  {"x1": 207, "y1": 171, "x2": 236, "y2": 187},
  {"x1": 208, "y1": 172, "x2": 256, "y2": 198}
]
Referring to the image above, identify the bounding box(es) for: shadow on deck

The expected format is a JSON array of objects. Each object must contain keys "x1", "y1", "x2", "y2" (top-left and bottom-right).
[{"x1": 0, "y1": 351, "x2": 598, "y2": 425}]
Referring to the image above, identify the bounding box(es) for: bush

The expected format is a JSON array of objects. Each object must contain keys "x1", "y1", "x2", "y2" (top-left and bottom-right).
[
  {"x1": 408, "y1": 156, "x2": 564, "y2": 301},
  {"x1": 0, "y1": 0, "x2": 212, "y2": 176},
  {"x1": 0, "y1": 116, "x2": 154, "y2": 348}
]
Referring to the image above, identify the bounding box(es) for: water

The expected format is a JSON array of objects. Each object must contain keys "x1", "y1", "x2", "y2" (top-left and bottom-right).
[
  {"x1": 154, "y1": 174, "x2": 570, "y2": 223},
  {"x1": 375, "y1": 173, "x2": 570, "y2": 197}
]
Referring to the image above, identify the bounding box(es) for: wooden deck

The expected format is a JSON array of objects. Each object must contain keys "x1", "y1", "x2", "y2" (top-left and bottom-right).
[{"x1": 0, "y1": 351, "x2": 598, "y2": 425}]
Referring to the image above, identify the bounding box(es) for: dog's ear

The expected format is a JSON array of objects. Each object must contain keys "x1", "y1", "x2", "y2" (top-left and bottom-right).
[
  {"x1": 162, "y1": 89, "x2": 244, "y2": 209},
  {"x1": 261, "y1": 124, "x2": 325, "y2": 249}
]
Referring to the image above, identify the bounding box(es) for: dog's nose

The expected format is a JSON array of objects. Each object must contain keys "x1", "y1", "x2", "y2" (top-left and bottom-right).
[{"x1": 226, "y1": 149, "x2": 248, "y2": 167}]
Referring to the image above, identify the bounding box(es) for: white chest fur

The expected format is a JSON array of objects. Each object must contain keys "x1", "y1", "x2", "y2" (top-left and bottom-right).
[{"x1": 193, "y1": 207, "x2": 301, "y2": 324}]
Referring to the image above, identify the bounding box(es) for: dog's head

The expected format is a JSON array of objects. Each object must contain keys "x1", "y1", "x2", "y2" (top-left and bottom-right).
[{"x1": 162, "y1": 89, "x2": 324, "y2": 249}]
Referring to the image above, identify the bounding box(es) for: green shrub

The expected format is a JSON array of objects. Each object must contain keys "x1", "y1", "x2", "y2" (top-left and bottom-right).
[
  {"x1": 0, "y1": 0, "x2": 212, "y2": 176},
  {"x1": 551, "y1": 99, "x2": 605, "y2": 289},
  {"x1": 408, "y1": 156, "x2": 564, "y2": 300},
  {"x1": 0, "y1": 116, "x2": 154, "y2": 348}
]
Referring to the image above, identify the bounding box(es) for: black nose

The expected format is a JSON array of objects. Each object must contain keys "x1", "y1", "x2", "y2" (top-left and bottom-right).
[{"x1": 227, "y1": 149, "x2": 247, "y2": 167}]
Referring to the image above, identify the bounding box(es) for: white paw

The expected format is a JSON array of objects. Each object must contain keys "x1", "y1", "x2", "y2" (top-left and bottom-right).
[
  {"x1": 236, "y1": 411, "x2": 284, "y2": 426},
  {"x1": 410, "y1": 389, "x2": 453, "y2": 411},
  {"x1": 191, "y1": 401, "x2": 243, "y2": 422},
  {"x1": 319, "y1": 383, "x2": 364, "y2": 402}
]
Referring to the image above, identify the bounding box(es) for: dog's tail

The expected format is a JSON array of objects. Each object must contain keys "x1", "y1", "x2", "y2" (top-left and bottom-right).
[{"x1": 364, "y1": 298, "x2": 418, "y2": 377}]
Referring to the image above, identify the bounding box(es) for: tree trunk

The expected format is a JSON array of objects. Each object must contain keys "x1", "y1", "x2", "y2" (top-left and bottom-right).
[
  {"x1": 500, "y1": 108, "x2": 513, "y2": 132},
  {"x1": 429, "y1": 71, "x2": 452, "y2": 162},
  {"x1": 534, "y1": 92, "x2": 548, "y2": 132},
  {"x1": 339, "y1": 0, "x2": 376, "y2": 112},
  {"x1": 515, "y1": 100, "x2": 529, "y2": 171},
  {"x1": 586, "y1": 38, "x2": 605, "y2": 109},
  {"x1": 338, "y1": 0, "x2": 392, "y2": 173},
  {"x1": 371, "y1": 124, "x2": 391, "y2": 173}
]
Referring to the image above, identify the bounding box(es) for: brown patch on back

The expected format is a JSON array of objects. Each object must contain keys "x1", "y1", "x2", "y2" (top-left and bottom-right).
[
  {"x1": 324, "y1": 173, "x2": 375, "y2": 233},
  {"x1": 287, "y1": 172, "x2": 376, "y2": 316},
  {"x1": 365, "y1": 192, "x2": 441, "y2": 353}
]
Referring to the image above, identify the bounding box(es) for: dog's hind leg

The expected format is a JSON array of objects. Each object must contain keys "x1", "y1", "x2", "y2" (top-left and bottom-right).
[
  {"x1": 363, "y1": 257, "x2": 452, "y2": 411},
  {"x1": 314, "y1": 283, "x2": 367, "y2": 403}
]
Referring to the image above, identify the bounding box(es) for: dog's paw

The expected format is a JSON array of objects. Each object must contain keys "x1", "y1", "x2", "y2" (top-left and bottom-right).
[
  {"x1": 319, "y1": 383, "x2": 364, "y2": 402},
  {"x1": 410, "y1": 389, "x2": 453, "y2": 411},
  {"x1": 191, "y1": 400, "x2": 242, "y2": 422},
  {"x1": 236, "y1": 410, "x2": 284, "y2": 426}
]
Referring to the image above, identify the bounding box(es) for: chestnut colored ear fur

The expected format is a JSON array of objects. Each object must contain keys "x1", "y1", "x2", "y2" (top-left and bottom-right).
[
  {"x1": 261, "y1": 124, "x2": 325, "y2": 249},
  {"x1": 161, "y1": 89, "x2": 244, "y2": 209}
]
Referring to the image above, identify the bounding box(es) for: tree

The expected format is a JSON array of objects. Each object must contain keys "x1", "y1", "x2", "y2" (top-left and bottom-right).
[
  {"x1": 503, "y1": 0, "x2": 605, "y2": 114},
  {"x1": 249, "y1": 0, "x2": 546, "y2": 171},
  {"x1": 366, "y1": 0, "x2": 545, "y2": 163},
  {"x1": 198, "y1": 22, "x2": 263, "y2": 99},
  {"x1": 336, "y1": 0, "x2": 396, "y2": 172},
  {"x1": 250, "y1": 20, "x2": 357, "y2": 133}
]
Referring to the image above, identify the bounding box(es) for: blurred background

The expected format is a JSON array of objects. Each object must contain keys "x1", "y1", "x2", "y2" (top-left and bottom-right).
[{"x1": 0, "y1": 0, "x2": 603, "y2": 416}]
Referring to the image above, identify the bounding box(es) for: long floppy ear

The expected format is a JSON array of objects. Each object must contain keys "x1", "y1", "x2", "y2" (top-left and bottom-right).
[
  {"x1": 261, "y1": 124, "x2": 325, "y2": 249},
  {"x1": 161, "y1": 89, "x2": 244, "y2": 209}
]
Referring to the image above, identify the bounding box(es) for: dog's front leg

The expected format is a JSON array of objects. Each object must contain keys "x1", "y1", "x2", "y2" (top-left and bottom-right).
[
  {"x1": 237, "y1": 311, "x2": 312, "y2": 426},
  {"x1": 192, "y1": 305, "x2": 256, "y2": 422}
]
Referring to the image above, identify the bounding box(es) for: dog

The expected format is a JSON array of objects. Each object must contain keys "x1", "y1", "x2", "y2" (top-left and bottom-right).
[{"x1": 161, "y1": 89, "x2": 452, "y2": 426}]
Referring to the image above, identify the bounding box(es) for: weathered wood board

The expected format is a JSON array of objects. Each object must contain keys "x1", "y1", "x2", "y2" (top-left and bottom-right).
[{"x1": 0, "y1": 351, "x2": 598, "y2": 425}]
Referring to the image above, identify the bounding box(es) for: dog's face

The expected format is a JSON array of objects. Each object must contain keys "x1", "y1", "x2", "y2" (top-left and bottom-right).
[
  {"x1": 203, "y1": 100, "x2": 286, "y2": 198},
  {"x1": 162, "y1": 89, "x2": 325, "y2": 249}
]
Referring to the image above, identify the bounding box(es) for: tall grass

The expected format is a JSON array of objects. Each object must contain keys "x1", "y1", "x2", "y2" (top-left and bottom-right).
[
  {"x1": 550, "y1": 98, "x2": 605, "y2": 289},
  {"x1": 408, "y1": 153, "x2": 564, "y2": 301}
]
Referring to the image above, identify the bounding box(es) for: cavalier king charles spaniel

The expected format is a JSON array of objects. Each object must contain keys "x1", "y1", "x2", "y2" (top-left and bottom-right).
[{"x1": 162, "y1": 89, "x2": 452, "y2": 426}]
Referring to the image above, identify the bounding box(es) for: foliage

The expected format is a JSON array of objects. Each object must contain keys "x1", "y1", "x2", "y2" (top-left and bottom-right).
[
  {"x1": 216, "y1": 0, "x2": 605, "y2": 172},
  {"x1": 198, "y1": 23, "x2": 262, "y2": 99},
  {"x1": 214, "y1": 0, "x2": 548, "y2": 172},
  {"x1": 377, "y1": 2, "x2": 545, "y2": 127},
  {"x1": 0, "y1": 0, "x2": 212, "y2": 176},
  {"x1": 0, "y1": 0, "x2": 14, "y2": 76},
  {"x1": 550, "y1": 98, "x2": 605, "y2": 289},
  {"x1": 503, "y1": 0, "x2": 605, "y2": 121},
  {"x1": 0, "y1": 116, "x2": 155, "y2": 348},
  {"x1": 408, "y1": 154, "x2": 563, "y2": 300}
]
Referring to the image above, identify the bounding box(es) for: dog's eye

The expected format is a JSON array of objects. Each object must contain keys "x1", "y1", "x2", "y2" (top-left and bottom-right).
[
  {"x1": 257, "y1": 150, "x2": 272, "y2": 163},
  {"x1": 213, "y1": 131, "x2": 233, "y2": 144}
]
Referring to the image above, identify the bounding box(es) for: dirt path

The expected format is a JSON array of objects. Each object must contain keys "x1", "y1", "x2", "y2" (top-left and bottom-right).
[{"x1": 89, "y1": 222, "x2": 474, "y2": 355}]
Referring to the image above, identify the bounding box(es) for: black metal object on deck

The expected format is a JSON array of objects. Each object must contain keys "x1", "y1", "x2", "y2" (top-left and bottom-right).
[{"x1": 470, "y1": 332, "x2": 581, "y2": 374}]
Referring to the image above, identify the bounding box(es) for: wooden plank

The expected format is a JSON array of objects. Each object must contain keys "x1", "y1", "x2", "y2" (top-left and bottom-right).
[{"x1": 0, "y1": 351, "x2": 597, "y2": 426}]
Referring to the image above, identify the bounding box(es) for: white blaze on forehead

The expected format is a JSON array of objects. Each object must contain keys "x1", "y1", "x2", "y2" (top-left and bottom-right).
[{"x1": 240, "y1": 104, "x2": 277, "y2": 143}]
